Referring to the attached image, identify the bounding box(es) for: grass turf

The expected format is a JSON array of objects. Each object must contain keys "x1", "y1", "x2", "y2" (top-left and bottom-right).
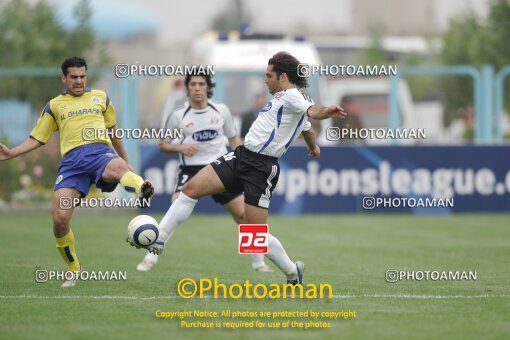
[{"x1": 0, "y1": 212, "x2": 509, "y2": 339}]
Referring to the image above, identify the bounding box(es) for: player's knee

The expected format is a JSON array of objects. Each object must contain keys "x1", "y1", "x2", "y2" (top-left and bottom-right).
[
  {"x1": 104, "y1": 158, "x2": 128, "y2": 178},
  {"x1": 171, "y1": 193, "x2": 180, "y2": 203},
  {"x1": 116, "y1": 159, "x2": 130, "y2": 172},
  {"x1": 181, "y1": 181, "x2": 199, "y2": 199},
  {"x1": 53, "y1": 209, "x2": 71, "y2": 229},
  {"x1": 233, "y1": 210, "x2": 245, "y2": 224}
]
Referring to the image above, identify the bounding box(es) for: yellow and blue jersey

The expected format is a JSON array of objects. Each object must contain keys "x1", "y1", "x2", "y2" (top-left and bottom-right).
[{"x1": 30, "y1": 88, "x2": 116, "y2": 156}]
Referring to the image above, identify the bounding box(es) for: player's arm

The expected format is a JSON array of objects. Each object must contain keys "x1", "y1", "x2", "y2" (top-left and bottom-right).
[
  {"x1": 108, "y1": 125, "x2": 130, "y2": 165},
  {"x1": 159, "y1": 107, "x2": 197, "y2": 157},
  {"x1": 158, "y1": 140, "x2": 198, "y2": 157},
  {"x1": 228, "y1": 135, "x2": 241, "y2": 150},
  {"x1": 0, "y1": 138, "x2": 42, "y2": 161},
  {"x1": 301, "y1": 129, "x2": 320, "y2": 158},
  {"x1": 3, "y1": 101, "x2": 59, "y2": 160},
  {"x1": 307, "y1": 104, "x2": 347, "y2": 120},
  {"x1": 102, "y1": 95, "x2": 133, "y2": 165},
  {"x1": 221, "y1": 104, "x2": 240, "y2": 150}
]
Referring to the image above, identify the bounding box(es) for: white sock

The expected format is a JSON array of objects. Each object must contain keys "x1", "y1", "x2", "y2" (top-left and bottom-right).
[
  {"x1": 144, "y1": 252, "x2": 159, "y2": 263},
  {"x1": 251, "y1": 254, "x2": 266, "y2": 270},
  {"x1": 266, "y1": 234, "x2": 297, "y2": 279},
  {"x1": 159, "y1": 192, "x2": 198, "y2": 242}
]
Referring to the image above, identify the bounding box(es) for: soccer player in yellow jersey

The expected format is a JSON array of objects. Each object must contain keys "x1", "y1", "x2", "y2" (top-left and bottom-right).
[{"x1": 0, "y1": 57, "x2": 154, "y2": 287}]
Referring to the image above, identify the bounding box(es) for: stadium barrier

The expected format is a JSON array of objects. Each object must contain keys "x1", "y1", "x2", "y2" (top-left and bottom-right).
[
  {"x1": 141, "y1": 145, "x2": 510, "y2": 214},
  {"x1": 390, "y1": 65, "x2": 510, "y2": 143}
]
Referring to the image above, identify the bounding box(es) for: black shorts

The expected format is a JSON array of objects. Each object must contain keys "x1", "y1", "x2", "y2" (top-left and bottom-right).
[
  {"x1": 211, "y1": 145, "x2": 280, "y2": 209},
  {"x1": 175, "y1": 165, "x2": 242, "y2": 205}
]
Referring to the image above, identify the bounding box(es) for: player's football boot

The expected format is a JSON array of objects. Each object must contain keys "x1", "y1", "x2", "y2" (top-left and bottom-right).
[
  {"x1": 61, "y1": 266, "x2": 82, "y2": 288},
  {"x1": 286, "y1": 261, "x2": 304, "y2": 285},
  {"x1": 128, "y1": 230, "x2": 167, "y2": 255},
  {"x1": 138, "y1": 180, "x2": 154, "y2": 208},
  {"x1": 136, "y1": 257, "x2": 157, "y2": 271},
  {"x1": 146, "y1": 240, "x2": 165, "y2": 255},
  {"x1": 254, "y1": 264, "x2": 274, "y2": 273},
  {"x1": 126, "y1": 237, "x2": 141, "y2": 249}
]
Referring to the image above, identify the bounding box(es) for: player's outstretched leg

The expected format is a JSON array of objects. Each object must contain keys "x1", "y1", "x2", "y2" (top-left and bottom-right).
[
  {"x1": 53, "y1": 188, "x2": 82, "y2": 287},
  {"x1": 267, "y1": 234, "x2": 304, "y2": 284},
  {"x1": 244, "y1": 204, "x2": 303, "y2": 283},
  {"x1": 136, "y1": 192, "x2": 272, "y2": 272},
  {"x1": 142, "y1": 165, "x2": 226, "y2": 254},
  {"x1": 101, "y1": 157, "x2": 154, "y2": 201},
  {"x1": 136, "y1": 190, "x2": 181, "y2": 271},
  {"x1": 223, "y1": 195, "x2": 273, "y2": 272}
]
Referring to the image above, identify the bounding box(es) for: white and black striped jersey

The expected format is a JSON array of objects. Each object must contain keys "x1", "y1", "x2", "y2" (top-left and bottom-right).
[
  {"x1": 164, "y1": 100, "x2": 237, "y2": 166},
  {"x1": 244, "y1": 88, "x2": 313, "y2": 158}
]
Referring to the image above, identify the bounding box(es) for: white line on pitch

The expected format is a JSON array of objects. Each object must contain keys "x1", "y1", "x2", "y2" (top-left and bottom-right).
[
  {"x1": 0, "y1": 294, "x2": 508, "y2": 300},
  {"x1": 333, "y1": 294, "x2": 510, "y2": 299}
]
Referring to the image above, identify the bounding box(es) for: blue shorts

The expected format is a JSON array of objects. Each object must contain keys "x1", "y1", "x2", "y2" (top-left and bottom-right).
[{"x1": 54, "y1": 143, "x2": 119, "y2": 197}]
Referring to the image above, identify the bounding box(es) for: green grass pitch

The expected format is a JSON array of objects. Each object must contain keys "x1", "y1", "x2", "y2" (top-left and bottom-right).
[{"x1": 0, "y1": 212, "x2": 509, "y2": 339}]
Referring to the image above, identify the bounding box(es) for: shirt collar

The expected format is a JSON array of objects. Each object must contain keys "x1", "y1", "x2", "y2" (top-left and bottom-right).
[{"x1": 62, "y1": 87, "x2": 91, "y2": 95}]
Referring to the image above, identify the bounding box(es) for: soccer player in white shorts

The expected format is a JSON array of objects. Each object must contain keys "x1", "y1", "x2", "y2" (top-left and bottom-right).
[
  {"x1": 136, "y1": 72, "x2": 272, "y2": 272},
  {"x1": 132, "y1": 52, "x2": 347, "y2": 284}
]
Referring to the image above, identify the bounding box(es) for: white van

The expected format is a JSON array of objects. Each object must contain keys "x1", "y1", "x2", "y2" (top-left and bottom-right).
[
  {"x1": 319, "y1": 77, "x2": 443, "y2": 145},
  {"x1": 190, "y1": 32, "x2": 327, "y2": 134}
]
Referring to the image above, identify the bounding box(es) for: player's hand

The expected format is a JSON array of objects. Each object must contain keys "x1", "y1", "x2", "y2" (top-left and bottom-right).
[
  {"x1": 0, "y1": 143, "x2": 13, "y2": 161},
  {"x1": 179, "y1": 144, "x2": 198, "y2": 157},
  {"x1": 308, "y1": 145, "x2": 320, "y2": 158},
  {"x1": 327, "y1": 105, "x2": 347, "y2": 119}
]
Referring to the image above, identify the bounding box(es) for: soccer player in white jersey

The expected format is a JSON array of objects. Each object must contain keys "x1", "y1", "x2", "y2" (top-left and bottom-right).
[
  {"x1": 136, "y1": 72, "x2": 272, "y2": 273},
  {"x1": 131, "y1": 52, "x2": 347, "y2": 284}
]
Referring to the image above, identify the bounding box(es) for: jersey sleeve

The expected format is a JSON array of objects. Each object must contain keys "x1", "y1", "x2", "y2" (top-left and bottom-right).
[
  {"x1": 30, "y1": 102, "x2": 58, "y2": 144},
  {"x1": 103, "y1": 94, "x2": 117, "y2": 128},
  {"x1": 162, "y1": 110, "x2": 181, "y2": 142},
  {"x1": 166, "y1": 110, "x2": 180, "y2": 129},
  {"x1": 220, "y1": 104, "x2": 237, "y2": 138},
  {"x1": 302, "y1": 118, "x2": 312, "y2": 132},
  {"x1": 286, "y1": 90, "x2": 314, "y2": 115}
]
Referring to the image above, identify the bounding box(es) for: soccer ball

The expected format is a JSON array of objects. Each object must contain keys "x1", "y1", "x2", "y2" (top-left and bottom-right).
[{"x1": 127, "y1": 215, "x2": 159, "y2": 247}]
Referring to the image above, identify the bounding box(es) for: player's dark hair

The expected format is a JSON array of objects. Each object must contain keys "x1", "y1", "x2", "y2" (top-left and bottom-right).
[
  {"x1": 61, "y1": 57, "x2": 87, "y2": 76},
  {"x1": 268, "y1": 51, "x2": 308, "y2": 88},
  {"x1": 185, "y1": 73, "x2": 215, "y2": 99}
]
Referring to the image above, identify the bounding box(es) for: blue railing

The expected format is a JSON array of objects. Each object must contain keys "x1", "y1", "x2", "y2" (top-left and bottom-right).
[
  {"x1": 0, "y1": 67, "x2": 140, "y2": 170},
  {"x1": 390, "y1": 65, "x2": 510, "y2": 143}
]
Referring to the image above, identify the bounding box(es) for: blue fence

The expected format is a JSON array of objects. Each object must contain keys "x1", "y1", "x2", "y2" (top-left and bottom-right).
[
  {"x1": 0, "y1": 67, "x2": 140, "y2": 170},
  {"x1": 391, "y1": 65, "x2": 510, "y2": 143},
  {"x1": 141, "y1": 145, "x2": 510, "y2": 214}
]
